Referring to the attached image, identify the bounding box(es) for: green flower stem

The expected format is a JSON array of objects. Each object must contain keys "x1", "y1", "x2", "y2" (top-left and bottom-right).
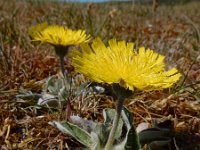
[
  {"x1": 105, "y1": 95, "x2": 125, "y2": 150},
  {"x1": 59, "y1": 54, "x2": 65, "y2": 77},
  {"x1": 55, "y1": 46, "x2": 69, "y2": 78}
]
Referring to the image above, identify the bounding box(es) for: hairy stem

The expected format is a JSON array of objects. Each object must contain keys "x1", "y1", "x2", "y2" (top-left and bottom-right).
[
  {"x1": 59, "y1": 54, "x2": 65, "y2": 78},
  {"x1": 54, "y1": 46, "x2": 69, "y2": 78},
  {"x1": 104, "y1": 96, "x2": 125, "y2": 150}
]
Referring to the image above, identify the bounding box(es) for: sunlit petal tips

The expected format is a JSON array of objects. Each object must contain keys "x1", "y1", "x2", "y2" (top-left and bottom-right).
[
  {"x1": 28, "y1": 22, "x2": 48, "y2": 39},
  {"x1": 72, "y1": 37, "x2": 181, "y2": 91},
  {"x1": 28, "y1": 23, "x2": 91, "y2": 47}
]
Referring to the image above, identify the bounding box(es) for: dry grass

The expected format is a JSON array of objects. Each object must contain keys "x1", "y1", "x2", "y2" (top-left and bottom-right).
[{"x1": 0, "y1": 0, "x2": 200, "y2": 149}]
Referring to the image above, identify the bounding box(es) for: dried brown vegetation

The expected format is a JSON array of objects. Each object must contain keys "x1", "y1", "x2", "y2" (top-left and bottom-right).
[{"x1": 0, "y1": 0, "x2": 200, "y2": 149}]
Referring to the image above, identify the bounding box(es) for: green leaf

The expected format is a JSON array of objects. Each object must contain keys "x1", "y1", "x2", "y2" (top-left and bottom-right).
[
  {"x1": 148, "y1": 140, "x2": 171, "y2": 149},
  {"x1": 138, "y1": 127, "x2": 171, "y2": 147},
  {"x1": 94, "y1": 124, "x2": 110, "y2": 146},
  {"x1": 103, "y1": 108, "x2": 123, "y2": 140},
  {"x1": 113, "y1": 107, "x2": 140, "y2": 150},
  {"x1": 103, "y1": 108, "x2": 116, "y2": 124},
  {"x1": 45, "y1": 76, "x2": 69, "y2": 96},
  {"x1": 121, "y1": 107, "x2": 141, "y2": 150},
  {"x1": 90, "y1": 132, "x2": 104, "y2": 150},
  {"x1": 70, "y1": 115, "x2": 97, "y2": 133},
  {"x1": 46, "y1": 76, "x2": 60, "y2": 94},
  {"x1": 37, "y1": 93, "x2": 58, "y2": 106},
  {"x1": 49, "y1": 121, "x2": 93, "y2": 147},
  {"x1": 75, "y1": 82, "x2": 91, "y2": 96},
  {"x1": 58, "y1": 86, "x2": 69, "y2": 100}
]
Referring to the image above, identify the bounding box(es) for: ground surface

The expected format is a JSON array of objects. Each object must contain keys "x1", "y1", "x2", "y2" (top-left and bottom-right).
[{"x1": 0, "y1": 0, "x2": 200, "y2": 149}]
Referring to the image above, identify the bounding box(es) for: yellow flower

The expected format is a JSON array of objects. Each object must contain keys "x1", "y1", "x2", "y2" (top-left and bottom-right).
[
  {"x1": 29, "y1": 23, "x2": 90, "y2": 46},
  {"x1": 72, "y1": 38, "x2": 181, "y2": 91}
]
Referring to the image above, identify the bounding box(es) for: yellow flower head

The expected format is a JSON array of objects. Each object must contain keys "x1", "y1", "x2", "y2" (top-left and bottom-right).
[
  {"x1": 72, "y1": 38, "x2": 181, "y2": 91},
  {"x1": 29, "y1": 23, "x2": 90, "y2": 46}
]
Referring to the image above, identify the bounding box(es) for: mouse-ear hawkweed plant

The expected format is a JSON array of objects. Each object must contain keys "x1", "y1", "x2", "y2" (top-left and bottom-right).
[
  {"x1": 29, "y1": 22, "x2": 90, "y2": 76},
  {"x1": 71, "y1": 37, "x2": 181, "y2": 149}
]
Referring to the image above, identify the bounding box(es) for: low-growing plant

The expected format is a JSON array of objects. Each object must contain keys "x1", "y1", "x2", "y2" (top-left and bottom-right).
[
  {"x1": 47, "y1": 37, "x2": 181, "y2": 149},
  {"x1": 27, "y1": 15, "x2": 181, "y2": 149}
]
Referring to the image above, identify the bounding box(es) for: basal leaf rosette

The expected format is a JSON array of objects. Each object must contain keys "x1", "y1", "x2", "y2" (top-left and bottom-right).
[{"x1": 71, "y1": 38, "x2": 181, "y2": 91}]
